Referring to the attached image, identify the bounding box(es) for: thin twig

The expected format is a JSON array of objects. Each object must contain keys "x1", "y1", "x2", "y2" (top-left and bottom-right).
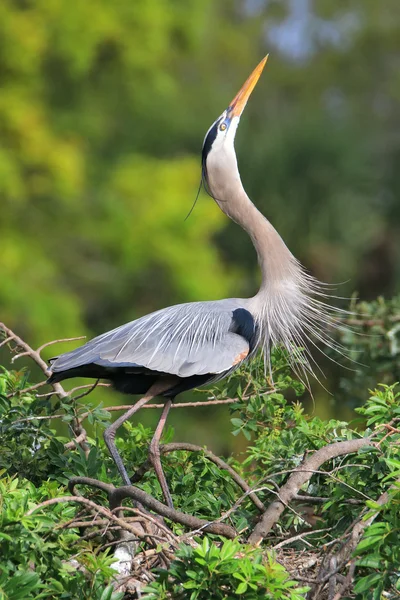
[
  {"x1": 7, "y1": 380, "x2": 48, "y2": 398},
  {"x1": 292, "y1": 494, "x2": 364, "y2": 506},
  {"x1": 26, "y1": 495, "x2": 153, "y2": 541},
  {"x1": 14, "y1": 414, "x2": 68, "y2": 423},
  {"x1": 0, "y1": 335, "x2": 15, "y2": 348},
  {"x1": 0, "y1": 323, "x2": 68, "y2": 399},
  {"x1": 273, "y1": 527, "x2": 333, "y2": 550},
  {"x1": 36, "y1": 336, "x2": 86, "y2": 355},
  {"x1": 71, "y1": 379, "x2": 100, "y2": 401},
  {"x1": 68, "y1": 382, "x2": 111, "y2": 394}
]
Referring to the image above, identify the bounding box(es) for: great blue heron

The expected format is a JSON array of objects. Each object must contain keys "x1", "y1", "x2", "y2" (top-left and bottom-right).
[{"x1": 48, "y1": 56, "x2": 340, "y2": 507}]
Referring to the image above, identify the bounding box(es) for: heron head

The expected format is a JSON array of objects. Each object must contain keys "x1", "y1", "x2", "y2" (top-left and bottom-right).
[{"x1": 202, "y1": 55, "x2": 268, "y2": 174}]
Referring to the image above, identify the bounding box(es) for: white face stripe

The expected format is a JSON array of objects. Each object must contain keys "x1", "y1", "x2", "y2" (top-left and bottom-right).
[
  {"x1": 202, "y1": 110, "x2": 226, "y2": 148},
  {"x1": 209, "y1": 115, "x2": 240, "y2": 151},
  {"x1": 202, "y1": 111, "x2": 241, "y2": 162}
]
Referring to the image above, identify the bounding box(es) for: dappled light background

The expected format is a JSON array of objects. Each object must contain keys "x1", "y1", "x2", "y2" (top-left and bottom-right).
[{"x1": 1, "y1": 0, "x2": 399, "y2": 453}]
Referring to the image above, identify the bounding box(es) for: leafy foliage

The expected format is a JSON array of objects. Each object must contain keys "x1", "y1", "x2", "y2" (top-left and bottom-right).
[
  {"x1": 142, "y1": 538, "x2": 308, "y2": 599},
  {"x1": 2, "y1": 2, "x2": 400, "y2": 597},
  {"x1": 332, "y1": 296, "x2": 400, "y2": 405},
  {"x1": 1, "y1": 315, "x2": 400, "y2": 598},
  {"x1": 0, "y1": 475, "x2": 123, "y2": 600}
]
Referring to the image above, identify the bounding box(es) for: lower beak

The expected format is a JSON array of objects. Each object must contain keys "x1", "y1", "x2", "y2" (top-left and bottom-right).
[{"x1": 228, "y1": 55, "x2": 268, "y2": 118}]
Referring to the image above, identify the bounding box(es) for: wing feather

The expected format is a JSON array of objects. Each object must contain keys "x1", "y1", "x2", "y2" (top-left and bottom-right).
[{"x1": 49, "y1": 300, "x2": 254, "y2": 378}]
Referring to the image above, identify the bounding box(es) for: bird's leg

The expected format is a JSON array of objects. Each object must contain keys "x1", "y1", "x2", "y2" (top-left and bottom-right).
[
  {"x1": 103, "y1": 379, "x2": 175, "y2": 487},
  {"x1": 148, "y1": 398, "x2": 174, "y2": 508},
  {"x1": 103, "y1": 395, "x2": 153, "y2": 486}
]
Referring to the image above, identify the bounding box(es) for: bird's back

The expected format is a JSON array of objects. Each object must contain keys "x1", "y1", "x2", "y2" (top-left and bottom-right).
[{"x1": 48, "y1": 299, "x2": 257, "y2": 396}]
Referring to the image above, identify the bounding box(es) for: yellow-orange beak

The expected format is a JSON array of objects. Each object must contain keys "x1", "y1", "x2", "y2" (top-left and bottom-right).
[{"x1": 228, "y1": 55, "x2": 268, "y2": 118}]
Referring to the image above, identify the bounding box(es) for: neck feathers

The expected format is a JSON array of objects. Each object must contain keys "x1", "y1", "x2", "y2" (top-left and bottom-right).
[
  {"x1": 204, "y1": 146, "x2": 346, "y2": 382},
  {"x1": 205, "y1": 148, "x2": 297, "y2": 288}
]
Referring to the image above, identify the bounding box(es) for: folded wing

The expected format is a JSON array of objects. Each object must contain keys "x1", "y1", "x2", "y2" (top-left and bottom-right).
[{"x1": 49, "y1": 300, "x2": 254, "y2": 379}]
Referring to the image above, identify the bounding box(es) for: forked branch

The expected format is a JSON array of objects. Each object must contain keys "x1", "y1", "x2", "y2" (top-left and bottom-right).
[
  {"x1": 69, "y1": 477, "x2": 237, "y2": 538},
  {"x1": 247, "y1": 437, "x2": 372, "y2": 545}
]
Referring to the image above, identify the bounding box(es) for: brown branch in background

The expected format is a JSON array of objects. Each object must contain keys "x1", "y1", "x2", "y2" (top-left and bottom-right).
[
  {"x1": 247, "y1": 437, "x2": 372, "y2": 545},
  {"x1": 343, "y1": 315, "x2": 400, "y2": 327}
]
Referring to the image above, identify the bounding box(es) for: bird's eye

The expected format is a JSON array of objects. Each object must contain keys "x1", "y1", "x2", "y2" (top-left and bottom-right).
[{"x1": 219, "y1": 122, "x2": 227, "y2": 131}]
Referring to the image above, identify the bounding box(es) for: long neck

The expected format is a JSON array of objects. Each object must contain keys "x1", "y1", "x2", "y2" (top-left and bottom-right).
[
  {"x1": 205, "y1": 147, "x2": 299, "y2": 296},
  {"x1": 204, "y1": 139, "x2": 342, "y2": 382}
]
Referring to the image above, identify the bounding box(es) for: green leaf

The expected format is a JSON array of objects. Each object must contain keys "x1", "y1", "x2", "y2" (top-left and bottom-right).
[
  {"x1": 3, "y1": 572, "x2": 40, "y2": 599},
  {"x1": 182, "y1": 581, "x2": 198, "y2": 589},
  {"x1": 354, "y1": 573, "x2": 382, "y2": 593},
  {"x1": 235, "y1": 581, "x2": 248, "y2": 594},
  {"x1": 219, "y1": 541, "x2": 238, "y2": 562},
  {"x1": 99, "y1": 586, "x2": 115, "y2": 600},
  {"x1": 355, "y1": 535, "x2": 382, "y2": 552}
]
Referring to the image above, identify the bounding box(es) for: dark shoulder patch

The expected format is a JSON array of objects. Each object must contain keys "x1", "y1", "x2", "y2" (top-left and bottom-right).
[{"x1": 230, "y1": 308, "x2": 257, "y2": 347}]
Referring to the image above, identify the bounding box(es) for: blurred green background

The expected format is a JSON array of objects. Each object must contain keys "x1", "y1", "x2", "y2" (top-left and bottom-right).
[{"x1": 1, "y1": 0, "x2": 400, "y2": 451}]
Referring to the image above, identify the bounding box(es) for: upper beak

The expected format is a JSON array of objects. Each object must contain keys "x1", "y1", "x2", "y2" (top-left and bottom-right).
[{"x1": 228, "y1": 55, "x2": 269, "y2": 118}]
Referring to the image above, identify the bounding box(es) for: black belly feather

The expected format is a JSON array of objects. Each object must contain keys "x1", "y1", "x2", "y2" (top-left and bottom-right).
[{"x1": 47, "y1": 364, "x2": 214, "y2": 397}]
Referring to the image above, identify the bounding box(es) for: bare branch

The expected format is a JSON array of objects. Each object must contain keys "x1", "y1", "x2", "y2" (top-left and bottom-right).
[
  {"x1": 68, "y1": 477, "x2": 236, "y2": 538},
  {"x1": 0, "y1": 322, "x2": 68, "y2": 399},
  {"x1": 36, "y1": 336, "x2": 86, "y2": 355},
  {"x1": 111, "y1": 506, "x2": 178, "y2": 544},
  {"x1": 79, "y1": 398, "x2": 240, "y2": 420},
  {"x1": 112, "y1": 484, "x2": 237, "y2": 538},
  {"x1": 247, "y1": 437, "x2": 372, "y2": 545},
  {"x1": 292, "y1": 493, "x2": 364, "y2": 506},
  {"x1": 68, "y1": 477, "x2": 114, "y2": 496},
  {"x1": 272, "y1": 527, "x2": 333, "y2": 550},
  {"x1": 26, "y1": 495, "x2": 154, "y2": 541},
  {"x1": 7, "y1": 380, "x2": 48, "y2": 398},
  {"x1": 68, "y1": 382, "x2": 111, "y2": 394},
  {"x1": 64, "y1": 429, "x2": 88, "y2": 451},
  {"x1": 0, "y1": 335, "x2": 15, "y2": 348}
]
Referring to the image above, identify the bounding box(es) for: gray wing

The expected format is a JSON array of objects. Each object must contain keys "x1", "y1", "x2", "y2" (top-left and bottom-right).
[{"x1": 49, "y1": 300, "x2": 254, "y2": 378}]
